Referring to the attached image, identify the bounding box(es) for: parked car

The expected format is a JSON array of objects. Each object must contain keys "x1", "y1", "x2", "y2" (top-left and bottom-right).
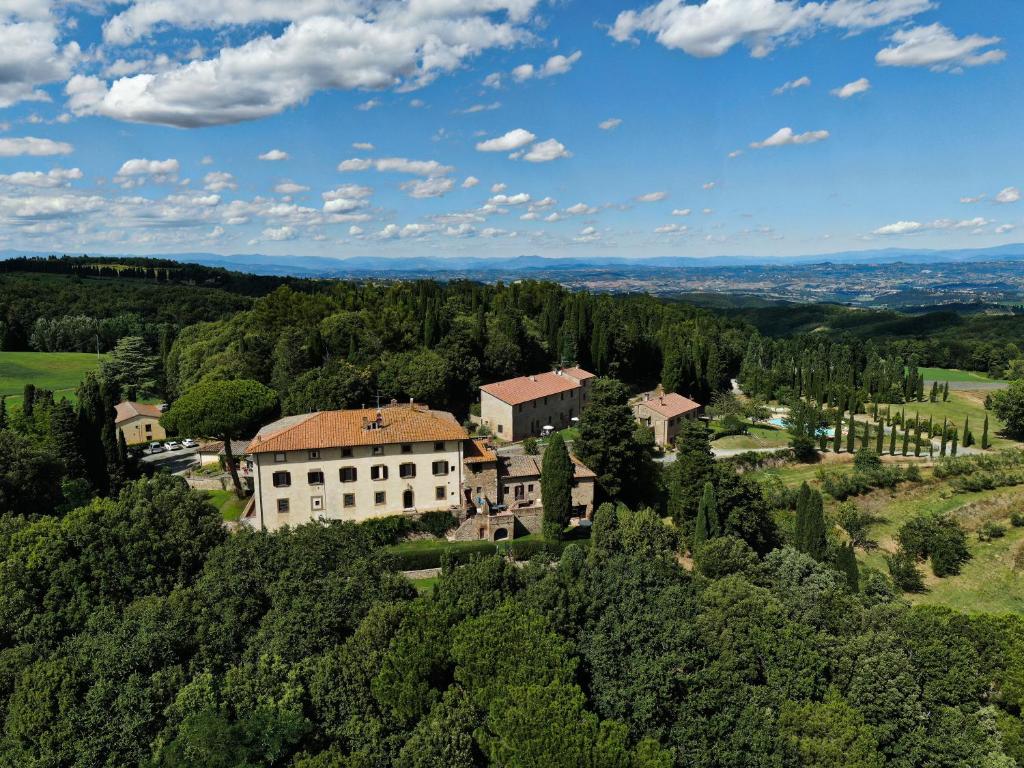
[
  {"x1": 165, "y1": 441, "x2": 183, "y2": 451},
  {"x1": 149, "y1": 442, "x2": 165, "y2": 453},
  {"x1": 181, "y1": 438, "x2": 198, "y2": 449}
]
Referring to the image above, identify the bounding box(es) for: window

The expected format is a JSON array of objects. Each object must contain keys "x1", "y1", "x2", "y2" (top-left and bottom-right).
[
  {"x1": 519, "y1": 404, "x2": 525, "y2": 413},
  {"x1": 274, "y1": 452, "x2": 286, "y2": 462},
  {"x1": 434, "y1": 441, "x2": 445, "y2": 451},
  {"x1": 371, "y1": 445, "x2": 384, "y2": 456},
  {"x1": 432, "y1": 460, "x2": 449, "y2": 476},
  {"x1": 436, "y1": 486, "x2": 446, "y2": 501},
  {"x1": 371, "y1": 465, "x2": 388, "y2": 481},
  {"x1": 401, "y1": 443, "x2": 413, "y2": 454},
  {"x1": 399, "y1": 463, "x2": 416, "y2": 479},
  {"x1": 339, "y1": 466, "x2": 357, "y2": 483},
  {"x1": 560, "y1": 392, "x2": 564, "y2": 401},
  {"x1": 497, "y1": 424, "x2": 503, "y2": 434},
  {"x1": 514, "y1": 485, "x2": 525, "y2": 500},
  {"x1": 145, "y1": 423, "x2": 152, "y2": 433},
  {"x1": 307, "y1": 470, "x2": 324, "y2": 485},
  {"x1": 272, "y1": 471, "x2": 291, "y2": 487},
  {"x1": 527, "y1": 484, "x2": 534, "y2": 493},
  {"x1": 374, "y1": 491, "x2": 386, "y2": 505},
  {"x1": 277, "y1": 498, "x2": 290, "y2": 513},
  {"x1": 343, "y1": 493, "x2": 356, "y2": 508},
  {"x1": 341, "y1": 447, "x2": 353, "y2": 458},
  {"x1": 311, "y1": 496, "x2": 324, "y2": 511},
  {"x1": 308, "y1": 449, "x2": 320, "y2": 460}
]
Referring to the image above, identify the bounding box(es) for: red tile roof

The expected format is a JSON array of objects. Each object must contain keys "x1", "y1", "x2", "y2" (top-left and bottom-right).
[
  {"x1": 500, "y1": 453, "x2": 596, "y2": 480},
  {"x1": 637, "y1": 392, "x2": 702, "y2": 419},
  {"x1": 464, "y1": 438, "x2": 498, "y2": 465},
  {"x1": 480, "y1": 368, "x2": 595, "y2": 406},
  {"x1": 247, "y1": 404, "x2": 468, "y2": 454},
  {"x1": 114, "y1": 400, "x2": 163, "y2": 424}
]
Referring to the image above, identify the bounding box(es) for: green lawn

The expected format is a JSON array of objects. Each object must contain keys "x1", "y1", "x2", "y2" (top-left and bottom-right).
[
  {"x1": 204, "y1": 490, "x2": 247, "y2": 522},
  {"x1": 915, "y1": 366, "x2": 1005, "y2": 384},
  {"x1": 0, "y1": 351, "x2": 104, "y2": 407},
  {"x1": 410, "y1": 576, "x2": 439, "y2": 594},
  {"x1": 712, "y1": 422, "x2": 792, "y2": 451},
  {"x1": 876, "y1": 390, "x2": 1018, "y2": 449}
]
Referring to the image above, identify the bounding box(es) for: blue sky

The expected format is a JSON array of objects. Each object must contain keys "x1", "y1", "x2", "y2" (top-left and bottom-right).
[{"x1": 0, "y1": 0, "x2": 1020, "y2": 259}]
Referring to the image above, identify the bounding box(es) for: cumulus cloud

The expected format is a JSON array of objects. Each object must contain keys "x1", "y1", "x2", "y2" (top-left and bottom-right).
[
  {"x1": 352, "y1": 142, "x2": 374, "y2": 151},
  {"x1": 996, "y1": 187, "x2": 1020, "y2": 204},
  {"x1": 114, "y1": 157, "x2": 179, "y2": 187},
  {"x1": 832, "y1": 77, "x2": 870, "y2": 98},
  {"x1": 876, "y1": 23, "x2": 1006, "y2": 70},
  {"x1": 655, "y1": 223, "x2": 688, "y2": 234},
  {"x1": 202, "y1": 171, "x2": 237, "y2": 192},
  {"x1": 728, "y1": 149, "x2": 743, "y2": 159},
  {"x1": 322, "y1": 184, "x2": 373, "y2": 212},
  {"x1": 773, "y1": 75, "x2": 810, "y2": 95},
  {"x1": 573, "y1": 225, "x2": 600, "y2": 243},
  {"x1": 610, "y1": 0, "x2": 933, "y2": 59},
  {"x1": 69, "y1": 1, "x2": 540, "y2": 128},
  {"x1": 599, "y1": 117, "x2": 622, "y2": 130},
  {"x1": 522, "y1": 138, "x2": 570, "y2": 163},
  {"x1": 338, "y1": 157, "x2": 454, "y2": 176},
  {"x1": 750, "y1": 127, "x2": 830, "y2": 148},
  {"x1": 672, "y1": 208, "x2": 691, "y2": 216},
  {"x1": 259, "y1": 148, "x2": 289, "y2": 161},
  {"x1": 0, "y1": 167, "x2": 83, "y2": 188},
  {"x1": 261, "y1": 225, "x2": 297, "y2": 241},
  {"x1": 0, "y1": 137, "x2": 73, "y2": 157},
  {"x1": 565, "y1": 202, "x2": 597, "y2": 215},
  {"x1": 488, "y1": 192, "x2": 531, "y2": 206},
  {"x1": 476, "y1": 128, "x2": 536, "y2": 152},
  {"x1": 0, "y1": 3, "x2": 79, "y2": 108},
  {"x1": 401, "y1": 176, "x2": 455, "y2": 199},
  {"x1": 996, "y1": 224, "x2": 1016, "y2": 234},
  {"x1": 512, "y1": 50, "x2": 582, "y2": 82},
  {"x1": 636, "y1": 191, "x2": 667, "y2": 202},
  {"x1": 275, "y1": 181, "x2": 309, "y2": 195},
  {"x1": 461, "y1": 176, "x2": 480, "y2": 189},
  {"x1": 873, "y1": 216, "x2": 993, "y2": 235},
  {"x1": 960, "y1": 194, "x2": 984, "y2": 204}
]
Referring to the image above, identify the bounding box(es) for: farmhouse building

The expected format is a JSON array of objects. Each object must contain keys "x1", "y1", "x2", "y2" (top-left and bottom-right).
[
  {"x1": 244, "y1": 402, "x2": 467, "y2": 532},
  {"x1": 479, "y1": 367, "x2": 595, "y2": 441},
  {"x1": 114, "y1": 400, "x2": 166, "y2": 445},
  {"x1": 633, "y1": 391, "x2": 703, "y2": 447}
]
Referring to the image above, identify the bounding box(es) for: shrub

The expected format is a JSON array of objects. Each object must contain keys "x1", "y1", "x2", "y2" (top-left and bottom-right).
[
  {"x1": 887, "y1": 551, "x2": 926, "y2": 593},
  {"x1": 897, "y1": 514, "x2": 971, "y2": 577},
  {"x1": 414, "y1": 510, "x2": 459, "y2": 538},
  {"x1": 978, "y1": 521, "x2": 1007, "y2": 542},
  {"x1": 522, "y1": 437, "x2": 539, "y2": 455},
  {"x1": 386, "y1": 541, "x2": 497, "y2": 570},
  {"x1": 837, "y1": 501, "x2": 874, "y2": 548},
  {"x1": 362, "y1": 515, "x2": 415, "y2": 547},
  {"x1": 1011, "y1": 512, "x2": 1024, "y2": 528},
  {"x1": 693, "y1": 536, "x2": 758, "y2": 579},
  {"x1": 854, "y1": 448, "x2": 881, "y2": 473}
]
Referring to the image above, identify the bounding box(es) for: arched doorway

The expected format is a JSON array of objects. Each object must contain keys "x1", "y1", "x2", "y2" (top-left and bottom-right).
[
  {"x1": 493, "y1": 528, "x2": 509, "y2": 541},
  {"x1": 403, "y1": 489, "x2": 414, "y2": 509}
]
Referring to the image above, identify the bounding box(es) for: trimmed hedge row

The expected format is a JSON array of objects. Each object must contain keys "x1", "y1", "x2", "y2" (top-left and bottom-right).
[{"x1": 384, "y1": 536, "x2": 583, "y2": 571}]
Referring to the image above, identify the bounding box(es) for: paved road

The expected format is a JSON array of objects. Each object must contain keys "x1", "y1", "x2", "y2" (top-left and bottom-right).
[{"x1": 140, "y1": 446, "x2": 199, "y2": 474}]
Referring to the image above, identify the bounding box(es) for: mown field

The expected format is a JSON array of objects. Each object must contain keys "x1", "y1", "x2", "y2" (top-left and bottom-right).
[
  {"x1": 755, "y1": 457, "x2": 1024, "y2": 614},
  {"x1": 916, "y1": 366, "x2": 1006, "y2": 384},
  {"x1": 876, "y1": 389, "x2": 1017, "y2": 449},
  {"x1": 0, "y1": 351, "x2": 103, "y2": 407}
]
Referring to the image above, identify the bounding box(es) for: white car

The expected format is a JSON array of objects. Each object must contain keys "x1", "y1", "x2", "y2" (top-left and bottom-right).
[
  {"x1": 149, "y1": 442, "x2": 165, "y2": 453},
  {"x1": 165, "y1": 441, "x2": 183, "y2": 451},
  {"x1": 181, "y1": 438, "x2": 198, "y2": 449}
]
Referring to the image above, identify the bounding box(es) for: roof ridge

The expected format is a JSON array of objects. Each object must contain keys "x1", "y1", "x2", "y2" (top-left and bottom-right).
[{"x1": 253, "y1": 411, "x2": 320, "y2": 445}]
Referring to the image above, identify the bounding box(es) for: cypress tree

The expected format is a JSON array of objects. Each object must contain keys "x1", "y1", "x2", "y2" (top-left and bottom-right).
[
  {"x1": 796, "y1": 488, "x2": 827, "y2": 562},
  {"x1": 917, "y1": 376, "x2": 925, "y2": 402},
  {"x1": 837, "y1": 542, "x2": 859, "y2": 592},
  {"x1": 940, "y1": 418, "x2": 948, "y2": 457},
  {"x1": 930, "y1": 381, "x2": 938, "y2": 402},
  {"x1": 889, "y1": 422, "x2": 897, "y2": 456},
  {"x1": 693, "y1": 481, "x2": 718, "y2": 550},
  {"x1": 914, "y1": 412, "x2": 922, "y2": 458},
  {"x1": 876, "y1": 421, "x2": 885, "y2": 454},
  {"x1": 951, "y1": 429, "x2": 959, "y2": 457},
  {"x1": 0, "y1": 395, "x2": 6, "y2": 431},
  {"x1": 943, "y1": 382, "x2": 950, "y2": 401},
  {"x1": 982, "y1": 415, "x2": 990, "y2": 450},
  {"x1": 22, "y1": 383, "x2": 35, "y2": 419},
  {"x1": 846, "y1": 415, "x2": 856, "y2": 453},
  {"x1": 861, "y1": 421, "x2": 870, "y2": 451},
  {"x1": 963, "y1": 417, "x2": 971, "y2": 448},
  {"x1": 794, "y1": 482, "x2": 811, "y2": 549},
  {"x1": 901, "y1": 422, "x2": 909, "y2": 456},
  {"x1": 541, "y1": 433, "x2": 574, "y2": 540},
  {"x1": 833, "y1": 411, "x2": 842, "y2": 453}
]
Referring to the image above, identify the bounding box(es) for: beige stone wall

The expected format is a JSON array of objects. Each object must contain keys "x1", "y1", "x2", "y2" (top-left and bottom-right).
[
  {"x1": 251, "y1": 439, "x2": 464, "y2": 531},
  {"x1": 572, "y1": 478, "x2": 596, "y2": 518},
  {"x1": 464, "y1": 460, "x2": 499, "y2": 510},
  {"x1": 633, "y1": 402, "x2": 698, "y2": 447},
  {"x1": 480, "y1": 378, "x2": 592, "y2": 442},
  {"x1": 118, "y1": 415, "x2": 166, "y2": 445}
]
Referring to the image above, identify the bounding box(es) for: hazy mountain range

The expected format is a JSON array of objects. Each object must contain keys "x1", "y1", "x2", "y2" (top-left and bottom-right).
[{"x1": 3, "y1": 244, "x2": 1024, "y2": 277}]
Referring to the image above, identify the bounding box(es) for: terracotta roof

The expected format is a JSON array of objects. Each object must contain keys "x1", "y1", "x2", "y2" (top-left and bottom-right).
[
  {"x1": 480, "y1": 368, "x2": 595, "y2": 406},
  {"x1": 197, "y1": 439, "x2": 252, "y2": 456},
  {"x1": 115, "y1": 400, "x2": 162, "y2": 424},
  {"x1": 636, "y1": 392, "x2": 702, "y2": 419},
  {"x1": 246, "y1": 404, "x2": 468, "y2": 454},
  {"x1": 500, "y1": 452, "x2": 596, "y2": 480},
  {"x1": 464, "y1": 438, "x2": 498, "y2": 465}
]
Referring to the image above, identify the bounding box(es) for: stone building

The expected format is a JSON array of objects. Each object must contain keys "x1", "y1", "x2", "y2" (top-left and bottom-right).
[
  {"x1": 633, "y1": 391, "x2": 703, "y2": 447},
  {"x1": 115, "y1": 400, "x2": 166, "y2": 445},
  {"x1": 479, "y1": 367, "x2": 595, "y2": 441},
  {"x1": 244, "y1": 402, "x2": 468, "y2": 532}
]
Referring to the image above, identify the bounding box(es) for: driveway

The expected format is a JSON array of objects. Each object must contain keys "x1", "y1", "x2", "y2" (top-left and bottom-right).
[{"x1": 140, "y1": 446, "x2": 199, "y2": 474}]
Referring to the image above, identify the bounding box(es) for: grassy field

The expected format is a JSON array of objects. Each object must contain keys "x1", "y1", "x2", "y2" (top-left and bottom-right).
[
  {"x1": 204, "y1": 490, "x2": 247, "y2": 522},
  {"x1": 712, "y1": 422, "x2": 792, "y2": 451},
  {"x1": 0, "y1": 351, "x2": 103, "y2": 407},
  {"x1": 876, "y1": 389, "x2": 1018, "y2": 449},
  {"x1": 410, "y1": 576, "x2": 440, "y2": 594},
  {"x1": 915, "y1": 366, "x2": 1005, "y2": 384}
]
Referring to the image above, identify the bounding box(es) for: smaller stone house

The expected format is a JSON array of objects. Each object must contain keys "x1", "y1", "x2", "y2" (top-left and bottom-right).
[
  {"x1": 633, "y1": 391, "x2": 703, "y2": 447},
  {"x1": 114, "y1": 401, "x2": 166, "y2": 445}
]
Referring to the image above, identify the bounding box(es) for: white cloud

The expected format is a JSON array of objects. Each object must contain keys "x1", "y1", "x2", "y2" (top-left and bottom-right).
[
  {"x1": 672, "y1": 208, "x2": 691, "y2": 216},
  {"x1": 655, "y1": 223, "x2": 688, "y2": 234},
  {"x1": 200, "y1": 155, "x2": 214, "y2": 165},
  {"x1": 636, "y1": 191, "x2": 667, "y2": 202},
  {"x1": 349, "y1": 225, "x2": 363, "y2": 235},
  {"x1": 610, "y1": 0, "x2": 933, "y2": 59},
  {"x1": 511, "y1": 50, "x2": 582, "y2": 82},
  {"x1": 960, "y1": 194, "x2": 984, "y2": 204},
  {"x1": 322, "y1": 183, "x2": 373, "y2": 212},
  {"x1": 573, "y1": 225, "x2": 600, "y2": 243},
  {"x1": 996, "y1": 187, "x2": 1021, "y2": 204},
  {"x1": 491, "y1": 182, "x2": 507, "y2": 193},
  {"x1": 750, "y1": 127, "x2": 830, "y2": 149},
  {"x1": 262, "y1": 225, "x2": 297, "y2": 241},
  {"x1": 259, "y1": 148, "x2": 289, "y2": 161},
  {"x1": 522, "y1": 138, "x2": 570, "y2": 163},
  {"x1": 872, "y1": 216, "x2": 994, "y2": 235},
  {"x1": 462, "y1": 176, "x2": 480, "y2": 188},
  {"x1": 876, "y1": 23, "x2": 1006, "y2": 70},
  {"x1": 0, "y1": 4, "x2": 79, "y2": 108},
  {"x1": 462, "y1": 102, "x2": 501, "y2": 113},
  {"x1": 338, "y1": 157, "x2": 454, "y2": 176},
  {"x1": 352, "y1": 142, "x2": 374, "y2": 151},
  {"x1": 702, "y1": 181, "x2": 716, "y2": 190},
  {"x1": 0, "y1": 167, "x2": 83, "y2": 188},
  {"x1": 70, "y1": 3, "x2": 539, "y2": 128},
  {"x1": 832, "y1": 77, "x2": 871, "y2": 98},
  {"x1": 357, "y1": 99, "x2": 381, "y2": 111},
  {"x1": 996, "y1": 224, "x2": 1016, "y2": 234},
  {"x1": 114, "y1": 157, "x2": 180, "y2": 187},
  {"x1": 275, "y1": 181, "x2": 309, "y2": 195},
  {"x1": 728, "y1": 149, "x2": 743, "y2": 159},
  {"x1": 488, "y1": 192, "x2": 531, "y2": 206},
  {"x1": 401, "y1": 176, "x2": 455, "y2": 199},
  {"x1": 702, "y1": 208, "x2": 713, "y2": 214},
  {"x1": 476, "y1": 129, "x2": 536, "y2": 152},
  {"x1": 599, "y1": 117, "x2": 622, "y2": 130},
  {"x1": 483, "y1": 72, "x2": 502, "y2": 88},
  {"x1": 773, "y1": 75, "x2": 811, "y2": 95},
  {"x1": 565, "y1": 202, "x2": 597, "y2": 215},
  {"x1": 409, "y1": 98, "x2": 425, "y2": 108},
  {"x1": 203, "y1": 171, "x2": 237, "y2": 192},
  {"x1": 0, "y1": 137, "x2": 73, "y2": 157}
]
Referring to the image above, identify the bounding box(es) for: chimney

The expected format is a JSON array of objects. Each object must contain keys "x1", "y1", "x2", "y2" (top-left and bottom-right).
[
  {"x1": 361, "y1": 416, "x2": 369, "y2": 429},
  {"x1": 530, "y1": 375, "x2": 536, "y2": 382}
]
